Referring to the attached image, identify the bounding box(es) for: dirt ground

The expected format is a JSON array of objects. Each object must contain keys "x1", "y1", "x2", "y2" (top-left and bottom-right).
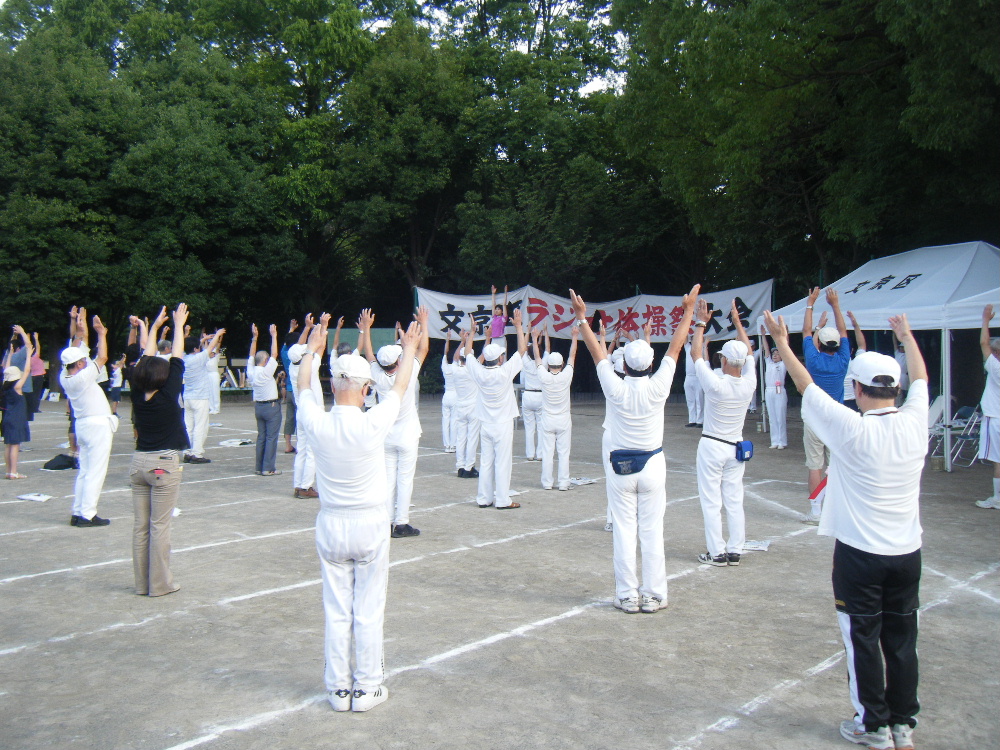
[{"x1": 1, "y1": 397, "x2": 997, "y2": 750}]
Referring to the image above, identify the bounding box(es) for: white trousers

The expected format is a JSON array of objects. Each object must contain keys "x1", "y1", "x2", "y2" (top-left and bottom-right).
[
  {"x1": 209, "y1": 375, "x2": 221, "y2": 415},
  {"x1": 293, "y1": 426, "x2": 316, "y2": 490},
  {"x1": 602, "y1": 432, "x2": 613, "y2": 525},
  {"x1": 454, "y1": 410, "x2": 480, "y2": 470},
  {"x1": 385, "y1": 438, "x2": 419, "y2": 525},
  {"x1": 764, "y1": 388, "x2": 788, "y2": 447},
  {"x1": 441, "y1": 391, "x2": 457, "y2": 449},
  {"x1": 478, "y1": 418, "x2": 514, "y2": 507},
  {"x1": 606, "y1": 451, "x2": 667, "y2": 600},
  {"x1": 316, "y1": 507, "x2": 389, "y2": 692},
  {"x1": 73, "y1": 416, "x2": 115, "y2": 519},
  {"x1": 696, "y1": 437, "x2": 746, "y2": 556},
  {"x1": 184, "y1": 398, "x2": 210, "y2": 457},
  {"x1": 540, "y1": 413, "x2": 571, "y2": 489},
  {"x1": 521, "y1": 391, "x2": 544, "y2": 459},
  {"x1": 684, "y1": 379, "x2": 704, "y2": 424}
]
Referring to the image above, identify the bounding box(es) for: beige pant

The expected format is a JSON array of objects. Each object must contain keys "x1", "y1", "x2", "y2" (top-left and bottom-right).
[
  {"x1": 803, "y1": 422, "x2": 831, "y2": 470},
  {"x1": 130, "y1": 452, "x2": 182, "y2": 596}
]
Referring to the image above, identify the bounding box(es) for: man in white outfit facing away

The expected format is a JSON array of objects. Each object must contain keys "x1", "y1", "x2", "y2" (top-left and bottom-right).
[
  {"x1": 571, "y1": 285, "x2": 699, "y2": 614},
  {"x1": 288, "y1": 314, "x2": 324, "y2": 497},
  {"x1": 532, "y1": 325, "x2": 578, "y2": 490},
  {"x1": 182, "y1": 328, "x2": 225, "y2": 464},
  {"x1": 520, "y1": 327, "x2": 549, "y2": 460},
  {"x1": 440, "y1": 332, "x2": 458, "y2": 453},
  {"x1": 359, "y1": 307, "x2": 430, "y2": 538},
  {"x1": 298, "y1": 314, "x2": 421, "y2": 713},
  {"x1": 451, "y1": 328, "x2": 480, "y2": 479},
  {"x1": 691, "y1": 299, "x2": 757, "y2": 567},
  {"x1": 463, "y1": 308, "x2": 528, "y2": 509}
]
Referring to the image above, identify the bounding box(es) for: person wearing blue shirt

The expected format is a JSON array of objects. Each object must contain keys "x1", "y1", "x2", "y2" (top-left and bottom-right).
[{"x1": 801, "y1": 287, "x2": 851, "y2": 523}]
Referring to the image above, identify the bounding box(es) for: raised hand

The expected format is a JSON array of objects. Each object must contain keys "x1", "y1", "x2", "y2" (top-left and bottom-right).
[
  {"x1": 288, "y1": 319, "x2": 299, "y2": 333},
  {"x1": 888, "y1": 313, "x2": 913, "y2": 342},
  {"x1": 153, "y1": 306, "x2": 168, "y2": 328},
  {"x1": 250, "y1": 323, "x2": 259, "y2": 339},
  {"x1": 512, "y1": 308, "x2": 523, "y2": 327},
  {"x1": 763, "y1": 310, "x2": 789, "y2": 344},
  {"x1": 335, "y1": 316, "x2": 344, "y2": 330},
  {"x1": 695, "y1": 299, "x2": 711, "y2": 324},
  {"x1": 817, "y1": 311, "x2": 829, "y2": 329},
  {"x1": 92, "y1": 316, "x2": 107, "y2": 335},
  {"x1": 807, "y1": 287, "x2": 821, "y2": 305},
  {"x1": 268, "y1": 324, "x2": 277, "y2": 338},
  {"x1": 568, "y1": 289, "x2": 587, "y2": 319},
  {"x1": 825, "y1": 287, "x2": 841, "y2": 308},
  {"x1": 984, "y1": 304, "x2": 995, "y2": 323},
  {"x1": 399, "y1": 320, "x2": 421, "y2": 349},
  {"x1": 415, "y1": 305, "x2": 430, "y2": 326},
  {"x1": 173, "y1": 303, "x2": 189, "y2": 327},
  {"x1": 358, "y1": 309, "x2": 374, "y2": 330}
]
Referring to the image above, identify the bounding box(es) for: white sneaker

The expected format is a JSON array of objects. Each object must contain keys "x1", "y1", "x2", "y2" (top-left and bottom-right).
[
  {"x1": 613, "y1": 596, "x2": 640, "y2": 614},
  {"x1": 801, "y1": 513, "x2": 821, "y2": 526},
  {"x1": 975, "y1": 497, "x2": 1000, "y2": 509},
  {"x1": 328, "y1": 689, "x2": 352, "y2": 712},
  {"x1": 604, "y1": 522, "x2": 613, "y2": 532},
  {"x1": 557, "y1": 484, "x2": 570, "y2": 491},
  {"x1": 839, "y1": 720, "x2": 893, "y2": 749},
  {"x1": 351, "y1": 685, "x2": 388, "y2": 712},
  {"x1": 891, "y1": 724, "x2": 914, "y2": 750},
  {"x1": 640, "y1": 595, "x2": 664, "y2": 613}
]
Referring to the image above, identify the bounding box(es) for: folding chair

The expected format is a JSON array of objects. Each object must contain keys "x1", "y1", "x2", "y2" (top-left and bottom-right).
[
  {"x1": 930, "y1": 404, "x2": 973, "y2": 458},
  {"x1": 950, "y1": 407, "x2": 982, "y2": 467},
  {"x1": 926, "y1": 396, "x2": 946, "y2": 455}
]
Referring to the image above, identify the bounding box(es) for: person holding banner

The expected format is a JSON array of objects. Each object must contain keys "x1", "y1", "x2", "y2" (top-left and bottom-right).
[
  {"x1": 452, "y1": 328, "x2": 480, "y2": 479},
  {"x1": 692, "y1": 299, "x2": 756, "y2": 567},
  {"x1": 532, "y1": 325, "x2": 578, "y2": 491},
  {"x1": 520, "y1": 327, "x2": 548, "y2": 461},
  {"x1": 570, "y1": 285, "x2": 699, "y2": 614},
  {"x1": 463, "y1": 308, "x2": 527, "y2": 509}
]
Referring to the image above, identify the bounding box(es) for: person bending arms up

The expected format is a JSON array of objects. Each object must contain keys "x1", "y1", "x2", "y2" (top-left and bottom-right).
[
  {"x1": 533, "y1": 325, "x2": 578, "y2": 490},
  {"x1": 764, "y1": 309, "x2": 927, "y2": 750},
  {"x1": 975, "y1": 304, "x2": 1000, "y2": 509},
  {"x1": 298, "y1": 314, "x2": 420, "y2": 713}
]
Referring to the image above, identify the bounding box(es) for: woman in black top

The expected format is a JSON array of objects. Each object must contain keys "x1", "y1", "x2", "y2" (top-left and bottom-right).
[{"x1": 128, "y1": 304, "x2": 189, "y2": 596}]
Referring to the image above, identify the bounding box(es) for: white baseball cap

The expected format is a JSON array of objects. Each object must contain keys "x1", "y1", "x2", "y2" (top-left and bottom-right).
[
  {"x1": 816, "y1": 327, "x2": 841, "y2": 347},
  {"x1": 3, "y1": 366, "x2": 21, "y2": 382},
  {"x1": 60, "y1": 346, "x2": 88, "y2": 366},
  {"x1": 333, "y1": 353, "x2": 373, "y2": 381},
  {"x1": 546, "y1": 352, "x2": 564, "y2": 368},
  {"x1": 483, "y1": 343, "x2": 504, "y2": 362},
  {"x1": 376, "y1": 345, "x2": 402, "y2": 367},
  {"x1": 721, "y1": 340, "x2": 749, "y2": 365},
  {"x1": 848, "y1": 351, "x2": 901, "y2": 387},
  {"x1": 623, "y1": 340, "x2": 654, "y2": 371},
  {"x1": 610, "y1": 349, "x2": 625, "y2": 375},
  {"x1": 287, "y1": 343, "x2": 308, "y2": 364}
]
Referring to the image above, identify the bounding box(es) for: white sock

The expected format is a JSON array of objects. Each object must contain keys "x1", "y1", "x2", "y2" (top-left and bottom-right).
[{"x1": 810, "y1": 497, "x2": 822, "y2": 516}]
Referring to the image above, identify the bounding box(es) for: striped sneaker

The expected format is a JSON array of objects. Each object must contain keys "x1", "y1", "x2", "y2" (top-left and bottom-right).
[{"x1": 839, "y1": 720, "x2": 893, "y2": 750}]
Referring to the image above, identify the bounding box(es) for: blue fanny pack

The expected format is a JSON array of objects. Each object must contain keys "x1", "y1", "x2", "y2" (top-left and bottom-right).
[
  {"x1": 609, "y1": 447, "x2": 663, "y2": 475},
  {"x1": 703, "y1": 434, "x2": 754, "y2": 462}
]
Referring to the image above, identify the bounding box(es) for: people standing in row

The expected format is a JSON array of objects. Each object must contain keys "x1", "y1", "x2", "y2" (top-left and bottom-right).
[
  {"x1": 765, "y1": 308, "x2": 928, "y2": 750},
  {"x1": 246, "y1": 323, "x2": 282, "y2": 477},
  {"x1": 692, "y1": 300, "x2": 756, "y2": 567},
  {"x1": 298, "y1": 314, "x2": 421, "y2": 713},
  {"x1": 532, "y1": 325, "x2": 578, "y2": 491},
  {"x1": 128, "y1": 305, "x2": 190, "y2": 597},
  {"x1": 60, "y1": 307, "x2": 116, "y2": 527},
  {"x1": 520, "y1": 327, "x2": 547, "y2": 461},
  {"x1": 2, "y1": 326, "x2": 33, "y2": 479},
  {"x1": 977, "y1": 304, "x2": 1000, "y2": 510},
  {"x1": 360, "y1": 306, "x2": 430, "y2": 538},
  {"x1": 182, "y1": 328, "x2": 225, "y2": 465},
  {"x1": 801, "y1": 287, "x2": 851, "y2": 523},
  {"x1": 464, "y1": 308, "x2": 527, "y2": 509},
  {"x1": 451, "y1": 329, "x2": 480, "y2": 479},
  {"x1": 571, "y1": 285, "x2": 698, "y2": 614}
]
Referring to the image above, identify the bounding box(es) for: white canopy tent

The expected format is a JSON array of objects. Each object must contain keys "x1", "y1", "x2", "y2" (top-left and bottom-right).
[{"x1": 756, "y1": 241, "x2": 1000, "y2": 470}]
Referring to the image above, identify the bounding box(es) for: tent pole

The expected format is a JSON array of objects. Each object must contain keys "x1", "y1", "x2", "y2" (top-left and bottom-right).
[
  {"x1": 759, "y1": 332, "x2": 767, "y2": 432},
  {"x1": 943, "y1": 328, "x2": 953, "y2": 472}
]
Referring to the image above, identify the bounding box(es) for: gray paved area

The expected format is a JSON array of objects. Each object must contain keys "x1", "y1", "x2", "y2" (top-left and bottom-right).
[{"x1": 1, "y1": 397, "x2": 998, "y2": 750}]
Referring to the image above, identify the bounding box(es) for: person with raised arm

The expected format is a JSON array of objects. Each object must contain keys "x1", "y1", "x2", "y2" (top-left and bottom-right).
[
  {"x1": 440, "y1": 332, "x2": 458, "y2": 453},
  {"x1": 359, "y1": 306, "x2": 430, "y2": 537},
  {"x1": 182, "y1": 325, "x2": 225, "y2": 464},
  {"x1": 2, "y1": 326, "x2": 33, "y2": 479},
  {"x1": 288, "y1": 315, "x2": 321, "y2": 497},
  {"x1": 520, "y1": 326, "x2": 547, "y2": 461},
  {"x1": 765, "y1": 308, "x2": 927, "y2": 750},
  {"x1": 691, "y1": 299, "x2": 757, "y2": 567},
  {"x1": 463, "y1": 307, "x2": 527, "y2": 509},
  {"x1": 60, "y1": 308, "x2": 116, "y2": 527},
  {"x1": 128, "y1": 304, "x2": 190, "y2": 596},
  {"x1": 489, "y1": 284, "x2": 510, "y2": 352},
  {"x1": 533, "y1": 325, "x2": 578, "y2": 490},
  {"x1": 451, "y1": 327, "x2": 481, "y2": 479},
  {"x1": 759, "y1": 325, "x2": 789, "y2": 449},
  {"x1": 246, "y1": 322, "x2": 283, "y2": 477},
  {"x1": 976, "y1": 304, "x2": 1000, "y2": 509},
  {"x1": 570, "y1": 285, "x2": 698, "y2": 614},
  {"x1": 299, "y1": 314, "x2": 421, "y2": 713},
  {"x1": 683, "y1": 327, "x2": 707, "y2": 428},
  {"x1": 841, "y1": 311, "x2": 868, "y2": 413}
]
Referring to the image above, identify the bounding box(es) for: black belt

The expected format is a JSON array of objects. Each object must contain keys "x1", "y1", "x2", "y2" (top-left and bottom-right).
[
  {"x1": 702, "y1": 433, "x2": 739, "y2": 446},
  {"x1": 255, "y1": 399, "x2": 279, "y2": 404},
  {"x1": 524, "y1": 389, "x2": 541, "y2": 392}
]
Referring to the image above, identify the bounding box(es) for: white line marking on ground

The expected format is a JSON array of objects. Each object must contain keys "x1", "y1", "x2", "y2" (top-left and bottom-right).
[
  {"x1": 924, "y1": 563, "x2": 1000, "y2": 604},
  {"x1": 744, "y1": 487, "x2": 804, "y2": 518}
]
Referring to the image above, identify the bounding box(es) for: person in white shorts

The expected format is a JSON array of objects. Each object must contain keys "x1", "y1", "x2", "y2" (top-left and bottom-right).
[
  {"x1": 298, "y1": 314, "x2": 421, "y2": 714},
  {"x1": 440, "y1": 332, "x2": 458, "y2": 453},
  {"x1": 571, "y1": 285, "x2": 698, "y2": 614},
  {"x1": 976, "y1": 304, "x2": 1000, "y2": 509},
  {"x1": 692, "y1": 299, "x2": 756, "y2": 567},
  {"x1": 520, "y1": 327, "x2": 548, "y2": 461},
  {"x1": 451, "y1": 328, "x2": 480, "y2": 479},
  {"x1": 765, "y1": 308, "x2": 928, "y2": 750},
  {"x1": 463, "y1": 308, "x2": 527, "y2": 509},
  {"x1": 532, "y1": 325, "x2": 578, "y2": 490}
]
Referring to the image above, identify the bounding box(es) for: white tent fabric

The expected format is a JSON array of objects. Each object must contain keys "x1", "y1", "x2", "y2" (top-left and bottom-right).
[{"x1": 757, "y1": 241, "x2": 999, "y2": 332}]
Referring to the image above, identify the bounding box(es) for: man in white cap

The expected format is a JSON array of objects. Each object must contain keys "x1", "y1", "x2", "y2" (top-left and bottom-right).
[
  {"x1": 519, "y1": 327, "x2": 548, "y2": 461},
  {"x1": 287, "y1": 315, "x2": 323, "y2": 495},
  {"x1": 247, "y1": 322, "x2": 283, "y2": 477},
  {"x1": 683, "y1": 332, "x2": 705, "y2": 427},
  {"x1": 360, "y1": 307, "x2": 430, "y2": 537},
  {"x1": 59, "y1": 307, "x2": 116, "y2": 527},
  {"x1": 297, "y1": 314, "x2": 421, "y2": 713},
  {"x1": 451, "y1": 328, "x2": 480, "y2": 479},
  {"x1": 801, "y1": 286, "x2": 851, "y2": 521},
  {"x1": 764, "y1": 308, "x2": 927, "y2": 750},
  {"x1": 976, "y1": 304, "x2": 1000, "y2": 509},
  {"x1": 182, "y1": 327, "x2": 225, "y2": 464},
  {"x1": 463, "y1": 308, "x2": 527, "y2": 509},
  {"x1": 532, "y1": 325, "x2": 578, "y2": 490},
  {"x1": 691, "y1": 299, "x2": 757, "y2": 567},
  {"x1": 570, "y1": 285, "x2": 699, "y2": 614}
]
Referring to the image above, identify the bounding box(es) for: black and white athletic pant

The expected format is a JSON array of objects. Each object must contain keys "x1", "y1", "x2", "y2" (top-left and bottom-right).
[{"x1": 832, "y1": 540, "x2": 920, "y2": 732}]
